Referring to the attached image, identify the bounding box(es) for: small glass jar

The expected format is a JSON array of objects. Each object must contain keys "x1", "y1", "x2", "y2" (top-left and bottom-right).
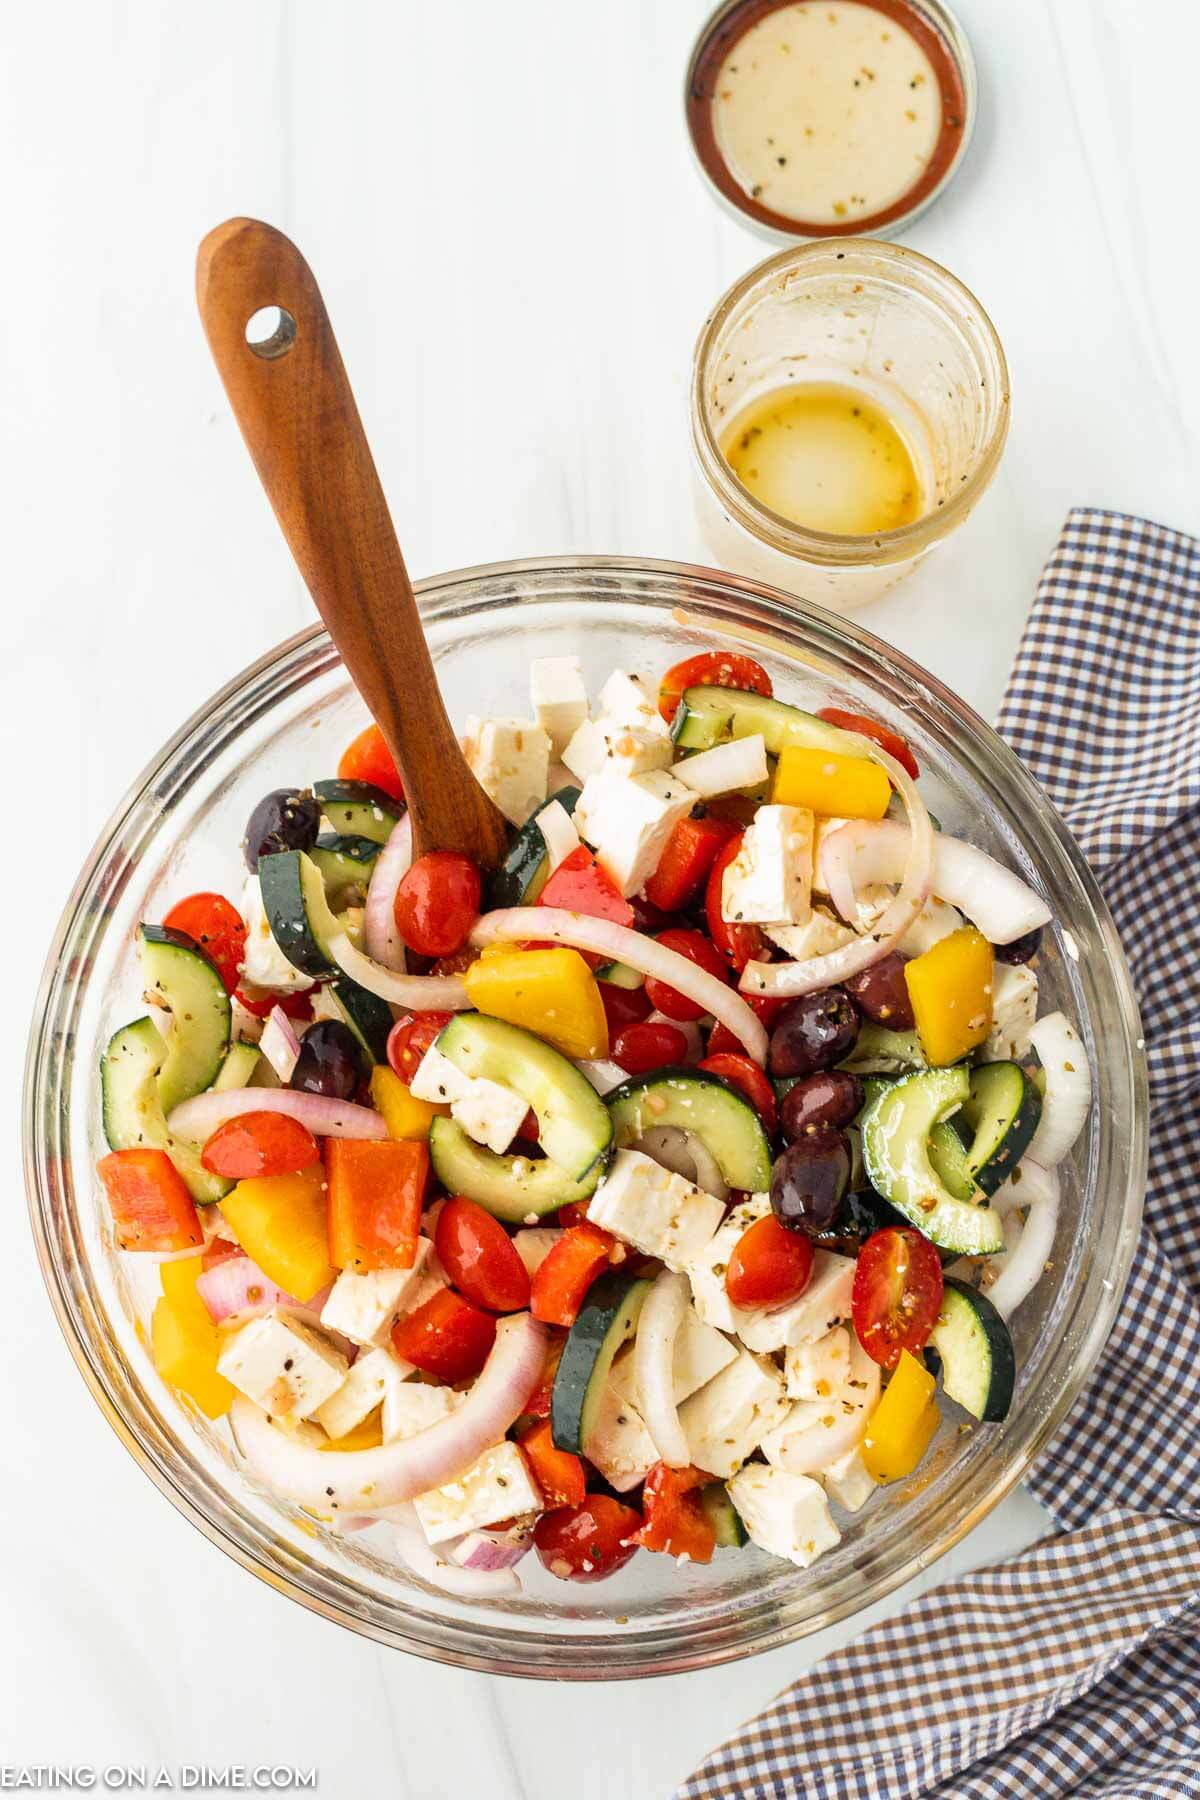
[{"x1": 691, "y1": 239, "x2": 1010, "y2": 609}]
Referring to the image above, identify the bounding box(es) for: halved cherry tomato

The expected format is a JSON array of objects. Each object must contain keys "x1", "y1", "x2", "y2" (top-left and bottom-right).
[
  {"x1": 852, "y1": 1226, "x2": 944, "y2": 1368},
  {"x1": 635, "y1": 1464, "x2": 716, "y2": 1563},
  {"x1": 531, "y1": 1223, "x2": 617, "y2": 1327},
  {"x1": 517, "y1": 1418, "x2": 586, "y2": 1508},
  {"x1": 643, "y1": 928, "x2": 731, "y2": 1022},
  {"x1": 706, "y1": 994, "x2": 787, "y2": 1057},
  {"x1": 435, "y1": 1197, "x2": 531, "y2": 1313},
  {"x1": 538, "y1": 846, "x2": 633, "y2": 929},
  {"x1": 598, "y1": 979, "x2": 652, "y2": 1036},
  {"x1": 643, "y1": 817, "x2": 737, "y2": 912},
  {"x1": 534, "y1": 1495, "x2": 643, "y2": 1582},
  {"x1": 704, "y1": 834, "x2": 767, "y2": 972},
  {"x1": 387, "y1": 1010, "x2": 455, "y2": 1083},
  {"x1": 201, "y1": 1111, "x2": 320, "y2": 1180},
  {"x1": 393, "y1": 853, "x2": 481, "y2": 959},
  {"x1": 611, "y1": 1019, "x2": 690, "y2": 1075},
  {"x1": 657, "y1": 652, "x2": 772, "y2": 725},
  {"x1": 162, "y1": 893, "x2": 246, "y2": 993},
  {"x1": 817, "y1": 708, "x2": 919, "y2": 781},
  {"x1": 391, "y1": 1287, "x2": 496, "y2": 1382},
  {"x1": 327, "y1": 1139, "x2": 428, "y2": 1273},
  {"x1": 233, "y1": 984, "x2": 316, "y2": 1022},
  {"x1": 516, "y1": 1107, "x2": 540, "y2": 1144},
  {"x1": 726, "y1": 1214, "x2": 813, "y2": 1308},
  {"x1": 697, "y1": 1052, "x2": 778, "y2": 1135},
  {"x1": 338, "y1": 722, "x2": 406, "y2": 804},
  {"x1": 524, "y1": 1332, "x2": 566, "y2": 1417},
  {"x1": 96, "y1": 1149, "x2": 203, "y2": 1253}
]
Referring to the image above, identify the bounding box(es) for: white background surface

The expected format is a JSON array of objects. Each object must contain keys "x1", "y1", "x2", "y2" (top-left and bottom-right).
[{"x1": 2, "y1": 2, "x2": 1196, "y2": 1793}]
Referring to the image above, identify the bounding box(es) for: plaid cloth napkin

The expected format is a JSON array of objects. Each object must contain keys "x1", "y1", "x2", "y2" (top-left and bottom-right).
[{"x1": 680, "y1": 509, "x2": 1200, "y2": 1800}]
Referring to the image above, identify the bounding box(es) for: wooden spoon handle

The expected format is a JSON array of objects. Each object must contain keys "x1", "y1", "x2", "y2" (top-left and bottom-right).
[{"x1": 195, "y1": 217, "x2": 508, "y2": 866}]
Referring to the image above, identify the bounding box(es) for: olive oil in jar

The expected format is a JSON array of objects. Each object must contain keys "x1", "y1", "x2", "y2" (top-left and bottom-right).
[{"x1": 720, "y1": 383, "x2": 923, "y2": 537}]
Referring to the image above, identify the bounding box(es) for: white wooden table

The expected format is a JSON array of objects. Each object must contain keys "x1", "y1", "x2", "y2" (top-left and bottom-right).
[{"x1": 3, "y1": 2, "x2": 1196, "y2": 1791}]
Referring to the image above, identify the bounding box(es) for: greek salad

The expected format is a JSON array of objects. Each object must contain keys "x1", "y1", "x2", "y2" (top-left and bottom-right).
[{"x1": 97, "y1": 649, "x2": 1090, "y2": 1595}]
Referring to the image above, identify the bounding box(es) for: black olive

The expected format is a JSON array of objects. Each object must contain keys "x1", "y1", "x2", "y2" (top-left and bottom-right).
[{"x1": 243, "y1": 789, "x2": 321, "y2": 871}]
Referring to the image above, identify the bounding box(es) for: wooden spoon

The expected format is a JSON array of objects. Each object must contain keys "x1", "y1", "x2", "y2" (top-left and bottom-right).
[{"x1": 195, "y1": 217, "x2": 510, "y2": 868}]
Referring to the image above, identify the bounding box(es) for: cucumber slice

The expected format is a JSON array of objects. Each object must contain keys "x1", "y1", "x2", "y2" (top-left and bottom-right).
[
  {"x1": 138, "y1": 925, "x2": 231, "y2": 1116},
  {"x1": 485, "y1": 785, "x2": 581, "y2": 911},
  {"x1": 436, "y1": 1012, "x2": 612, "y2": 1181},
  {"x1": 551, "y1": 1270, "x2": 652, "y2": 1453},
  {"x1": 596, "y1": 961, "x2": 645, "y2": 991},
  {"x1": 429, "y1": 1117, "x2": 603, "y2": 1222},
  {"x1": 860, "y1": 1069, "x2": 1004, "y2": 1254},
  {"x1": 309, "y1": 834, "x2": 382, "y2": 894},
  {"x1": 672, "y1": 685, "x2": 858, "y2": 755},
  {"x1": 958, "y1": 1062, "x2": 1043, "y2": 1195},
  {"x1": 701, "y1": 1481, "x2": 749, "y2": 1548},
  {"x1": 928, "y1": 1120, "x2": 982, "y2": 1202},
  {"x1": 929, "y1": 1279, "x2": 1016, "y2": 1421},
  {"x1": 213, "y1": 1042, "x2": 263, "y2": 1091},
  {"x1": 100, "y1": 1018, "x2": 229, "y2": 1204},
  {"x1": 324, "y1": 977, "x2": 394, "y2": 1065},
  {"x1": 313, "y1": 779, "x2": 401, "y2": 844},
  {"x1": 607, "y1": 1068, "x2": 773, "y2": 1192},
  {"x1": 840, "y1": 1023, "x2": 927, "y2": 1076},
  {"x1": 258, "y1": 849, "x2": 344, "y2": 978}
]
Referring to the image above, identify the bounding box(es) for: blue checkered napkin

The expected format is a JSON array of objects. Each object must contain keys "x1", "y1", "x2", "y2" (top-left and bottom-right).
[{"x1": 680, "y1": 510, "x2": 1200, "y2": 1799}]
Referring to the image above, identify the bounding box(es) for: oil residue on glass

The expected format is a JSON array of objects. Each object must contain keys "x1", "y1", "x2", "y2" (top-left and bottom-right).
[{"x1": 721, "y1": 382, "x2": 923, "y2": 536}]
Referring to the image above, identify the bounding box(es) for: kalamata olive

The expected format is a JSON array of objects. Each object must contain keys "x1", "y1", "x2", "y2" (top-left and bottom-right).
[
  {"x1": 289, "y1": 1020, "x2": 362, "y2": 1100},
  {"x1": 768, "y1": 990, "x2": 859, "y2": 1078},
  {"x1": 769, "y1": 1131, "x2": 851, "y2": 1235},
  {"x1": 243, "y1": 788, "x2": 321, "y2": 870},
  {"x1": 995, "y1": 926, "x2": 1043, "y2": 965},
  {"x1": 843, "y1": 953, "x2": 915, "y2": 1030},
  {"x1": 780, "y1": 1070, "x2": 864, "y2": 1140}
]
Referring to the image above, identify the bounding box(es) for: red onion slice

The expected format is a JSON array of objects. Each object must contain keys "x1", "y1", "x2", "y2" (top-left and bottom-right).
[
  {"x1": 470, "y1": 909, "x2": 768, "y2": 1066},
  {"x1": 259, "y1": 1006, "x2": 301, "y2": 1083},
  {"x1": 390, "y1": 1517, "x2": 521, "y2": 1597},
  {"x1": 986, "y1": 1163, "x2": 1060, "y2": 1319},
  {"x1": 363, "y1": 814, "x2": 413, "y2": 972},
  {"x1": 196, "y1": 1255, "x2": 302, "y2": 1324},
  {"x1": 1024, "y1": 1014, "x2": 1091, "y2": 1167},
  {"x1": 633, "y1": 1125, "x2": 728, "y2": 1203},
  {"x1": 765, "y1": 1337, "x2": 881, "y2": 1474},
  {"x1": 229, "y1": 1312, "x2": 546, "y2": 1511},
  {"x1": 740, "y1": 746, "x2": 934, "y2": 999},
  {"x1": 633, "y1": 1272, "x2": 691, "y2": 1467},
  {"x1": 451, "y1": 1524, "x2": 533, "y2": 1571},
  {"x1": 168, "y1": 1087, "x2": 388, "y2": 1142},
  {"x1": 328, "y1": 931, "x2": 472, "y2": 1013}
]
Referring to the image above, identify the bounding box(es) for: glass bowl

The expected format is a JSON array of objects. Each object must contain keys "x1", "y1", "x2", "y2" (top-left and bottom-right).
[{"x1": 24, "y1": 556, "x2": 1145, "y2": 1679}]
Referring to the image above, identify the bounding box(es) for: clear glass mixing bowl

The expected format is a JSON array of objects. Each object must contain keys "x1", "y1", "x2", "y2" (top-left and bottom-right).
[{"x1": 24, "y1": 557, "x2": 1145, "y2": 1678}]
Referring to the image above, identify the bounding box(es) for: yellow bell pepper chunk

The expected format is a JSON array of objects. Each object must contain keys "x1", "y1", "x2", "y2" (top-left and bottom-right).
[
  {"x1": 220, "y1": 1165, "x2": 334, "y2": 1303},
  {"x1": 464, "y1": 944, "x2": 608, "y2": 1060},
  {"x1": 320, "y1": 1407, "x2": 384, "y2": 1452},
  {"x1": 369, "y1": 1064, "x2": 446, "y2": 1141},
  {"x1": 152, "y1": 1255, "x2": 234, "y2": 1419},
  {"x1": 904, "y1": 925, "x2": 994, "y2": 1066},
  {"x1": 861, "y1": 1349, "x2": 940, "y2": 1483},
  {"x1": 772, "y1": 745, "x2": 891, "y2": 819}
]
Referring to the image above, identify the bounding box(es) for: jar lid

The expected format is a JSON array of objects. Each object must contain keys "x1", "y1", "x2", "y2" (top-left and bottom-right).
[{"x1": 685, "y1": 0, "x2": 976, "y2": 244}]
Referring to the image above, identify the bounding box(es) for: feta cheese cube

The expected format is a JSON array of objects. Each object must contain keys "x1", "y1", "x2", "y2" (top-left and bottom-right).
[
  {"x1": 597, "y1": 668, "x2": 658, "y2": 724},
  {"x1": 678, "y1": 1348, "x2": 789, "y2": 1478},
  {"x1": 463, "y1": 717, "x2": 550, "y2": 826},
  {"x1": 561, "y1": 717, "x2": 609, "y2": 783},
  {"x1": 573, "y1": 765, "x2": 696, "y2": 897},
  {"x1": 736, "y1": 1249, "x2": 857, "y2": 1353},
  {"x1": 784, "y1": 1325, "x2": 851, "y2": 1401},
  {"x1": 582, "y1": 1381, "x2": 659, "y2": 1492},
  {"x1": 314, "y1": 1346, "x2": 411, "y2": 1440},
  {"x1": 721, "y1": 805, "x2": 814, "y2": 926},
  {"x1": 598, "y1": 717, "x2": 674, "y2": 777},
  {"x1": 763, "y1": 908, "x2": 855, "y2": 961},
  {"x1": 217, "y1": 1310, "x2": 348, "y2": 1420},
  {"x1": 671, "y1": 734, "x2": 768, "y2": 800},
  {"x1": 587, "y1": 1148, "x2": 724, "y2": 1271},
  {"x1": 239, "y1": 875, "x2": 314, "y2": 994},
  {"x1": 530, "y1": 656, "x2": 588, "y2": 755},
  {"x1": 410, "y1": 1047, "x2": 527, "y2": 1154},
  {"x1": 408, "y1": 1045, "x2": 472, "y2": 1106},
  {"x1": 985, "y1": 962, "x2": 1039, "y2": 1061},
  {"x1": 762, "y1": 1333, "x2": 879, "y2": 1475},
  {"x1": 382, "y1": 1379, "x2": 461, "y2": 1444},
  {"x1": 819, "y1": 1446, "x2": 877, "y2": 1513},
  {"x1": 608, "y1": 1312, "x2": 737, "y2": 1413},
  {"x1": 413, "y1": 1442, "x2": 543, "y2": 1545},
  {"x1": 512, "y1": 1227, "x2": 563, "y2": 1276},
  {"x1": 320, "y1": 1243, "x2": 433, "y2": 1347},
  {"x1": 726, "y1": 1463, "x2": 841, "y2": 1567}
]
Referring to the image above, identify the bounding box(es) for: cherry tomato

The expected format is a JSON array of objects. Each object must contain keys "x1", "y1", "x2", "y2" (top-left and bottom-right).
[
  {"x1": 644, "y1": 927, "x2": 731, "y2": 1022},
  {"x1": 393, "y1": 853, "x2": 481, "y2": 959},
  {"x1": 391, "y1": 1287, "x2": 496, "y2": 1382},
  {"x1": 435, "y1": 1197, "x2": 531, "y2": 1313},
  {"x1": 635, "y1": 1464, "x2": 716, "y2": 1562},
  {"x1": 233, "y1": 984, "x2": 315, "y2": 1022},
  {"x1": 704, "y1": 835, "x2": 767, "y2": 972},
  {"x1": 534, "y1": 1495, "x2": 643, "y2": 1582},
  {"x1": 337, "y1": 722, "x2": 406, "y2": 803},
  {"x1": 852, "y1": 1226, "x2": 944, "y2": 1368},
  {"x1": 657, "y1": 652, "x2": 772, "y2": 725},
  {"x1": 162, "y1": 893, "x2": 246, "y2": 993},
  {"x1": 517, "y1": 1419, "x2": 587, "y2": 1509},
  {"x1": 611, "y1": 1020, "x2": 690, "y2": 1075},
  {"x1": 697, "y1": 1052, "x2": 778, "y2": 1135},
  {"x1": 387, "y1": 1010, "x2": 455, "y2": 1083},
  {"x1": 200, "y1": 1111, "x2": 320, "y2": 1180},
  {"x1": 726, "y1": 1214, "x2": 814, "y2": 1308},
  {"x1": 643, "y1": 817, "x2": 737, "y2": 912},
  {"x1": 598, "y1": 979, "x2": 652, "y2": 1037},
  {"x1": 430, "y1": 946, "x2": 477, "y2": 977},
  {"x1": 707, "y1": 994, "x2": 787, "y2": 1057},
  {"x1": 817, "y1": 708, "x2": 919, "y2": 781},
  {"x1": 531, "y1": 1223, "x2": 617, "y2": 1327}
]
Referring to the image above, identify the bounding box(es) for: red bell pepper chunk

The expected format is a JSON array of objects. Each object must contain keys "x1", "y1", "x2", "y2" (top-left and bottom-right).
[
  {"x1": 635, "y1": 1463, "x2": 717, "y2": 1563},
  {"x1": 97, "y1": 1149, "x2": 203, "y2": 1253},
  {"x1": 538, "y1": 847, "x2": 633, "y2": 928},
  {"x1": 391, "y1": 1287, "x2": 496, "y2": 1382},
  {"x1": 643, "y1": 816, "x2": 736, "y2": 912},
  {"x1": 530, "y1": 1223, "x2": 617, "y2": 1327},
  {"x1": 517, "y1": 1418, "x2": 587, "y2": 1508},
  {"x1": 326, "y1": 1139, "x2": 428, "y2": 1273}
]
